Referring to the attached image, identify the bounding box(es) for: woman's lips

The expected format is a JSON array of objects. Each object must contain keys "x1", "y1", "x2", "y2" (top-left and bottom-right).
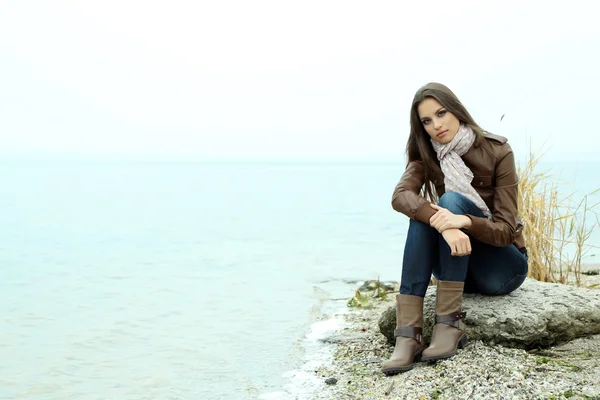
[{"x1": 437, "y1": 130, "x2": 448, "y2": 137}]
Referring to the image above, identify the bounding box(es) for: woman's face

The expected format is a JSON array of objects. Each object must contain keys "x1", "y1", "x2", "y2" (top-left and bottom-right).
[{"x1": 417, "y1": 97, "x2": 460, "y2": 144}]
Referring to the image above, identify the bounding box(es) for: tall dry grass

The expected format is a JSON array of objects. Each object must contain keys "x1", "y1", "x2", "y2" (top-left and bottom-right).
[{"x1": 518, "y1": 151, "x2": 600, "y2": 286}]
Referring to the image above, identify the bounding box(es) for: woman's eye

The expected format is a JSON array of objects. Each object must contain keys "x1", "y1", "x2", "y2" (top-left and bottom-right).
[
  {"x1": 437, "y1": 110, "x2": 446, "y2": 117},
  {"x1": 422, "y1": 120, "x2": 430, "y2": 125}
]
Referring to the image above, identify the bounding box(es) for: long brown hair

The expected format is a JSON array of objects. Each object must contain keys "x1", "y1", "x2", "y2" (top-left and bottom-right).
[{"x1": 407, "y1": 82, "x2": 486, "y2": 201}]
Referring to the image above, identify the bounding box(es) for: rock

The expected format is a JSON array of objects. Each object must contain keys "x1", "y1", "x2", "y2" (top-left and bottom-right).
[
  {"x1": 581, "y1": 264, "x2": 600, "y2": 276},
  {"x1": 319, "y1": 333, "x2": 370, "y2": 344},
  {"x1": 379, "y1": 278, "x2": 600, "y2": 348},
  {"x1": 358, "y1": 280, "x2": 396, "y2": 293},
  {"x1": 325, "y1": 377, "x2": 337, "y2": 385},
  {"x1": 581, "y1": 386, "x2": 600, "y2": 398}
]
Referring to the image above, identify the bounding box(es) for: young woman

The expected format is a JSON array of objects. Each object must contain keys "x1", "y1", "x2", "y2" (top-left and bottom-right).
[{"x1": 381, "y1": 82, "x2": 528, "y2": 375}]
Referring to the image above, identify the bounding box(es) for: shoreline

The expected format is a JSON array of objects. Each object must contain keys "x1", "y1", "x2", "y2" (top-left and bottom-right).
[
  {"x1": 257, "y1": 286, "x2": 355, "y2": 400},
  {"x1": 301, "y1": 277, "x2": 600, "y2": 400}
]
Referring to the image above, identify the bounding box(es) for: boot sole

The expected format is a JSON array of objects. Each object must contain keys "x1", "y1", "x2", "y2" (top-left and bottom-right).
[
  {"x1": 381, "y1": 349, "x2": 423, "y2": 376},
  {"x1": 421, "y1": 334, "x2": 468, "y2": 363}
]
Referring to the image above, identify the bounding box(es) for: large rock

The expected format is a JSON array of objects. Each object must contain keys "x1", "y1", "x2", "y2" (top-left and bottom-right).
[{"x1": 379, "y1": 278, "x2": 600, "y2": 348}]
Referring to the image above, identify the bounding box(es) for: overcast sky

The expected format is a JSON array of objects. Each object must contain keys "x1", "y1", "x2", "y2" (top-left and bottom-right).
[{"x1": 1, "y1": 0, "x2": 599, "y2": 162}]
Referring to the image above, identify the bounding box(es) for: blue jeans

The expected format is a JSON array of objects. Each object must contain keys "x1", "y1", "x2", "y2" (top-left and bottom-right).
[{"x1": 400, "y1": 192, "x2": 528, "y2": 297}]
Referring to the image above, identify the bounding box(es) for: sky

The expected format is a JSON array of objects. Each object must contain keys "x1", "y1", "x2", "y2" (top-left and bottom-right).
[{"x1": 1, "y1": 0, "x2": 599, "y2": 162}]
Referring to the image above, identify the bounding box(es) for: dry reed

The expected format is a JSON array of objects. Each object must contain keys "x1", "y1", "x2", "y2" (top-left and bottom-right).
[{"x1": 518, "y1": 150, "x2": 600, "y2": 286}]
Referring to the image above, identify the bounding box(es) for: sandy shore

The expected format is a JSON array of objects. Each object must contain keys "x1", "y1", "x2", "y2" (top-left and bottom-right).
[{"x1": 309, "y1": 283, "x2": 600, "y2": 400}]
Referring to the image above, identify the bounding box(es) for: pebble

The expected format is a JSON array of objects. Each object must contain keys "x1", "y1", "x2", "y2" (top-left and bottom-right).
[{"x1": 324, "y1": 377, "x2": 337, "y2": 385}]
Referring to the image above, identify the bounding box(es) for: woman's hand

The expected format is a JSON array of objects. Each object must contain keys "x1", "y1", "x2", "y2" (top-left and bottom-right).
[
  {"x1": 441, "y1": 229, "x2": 472, "y2": 257},
  {"x1": 429, "y1": 204, "x2": 472, "y2": 232}
]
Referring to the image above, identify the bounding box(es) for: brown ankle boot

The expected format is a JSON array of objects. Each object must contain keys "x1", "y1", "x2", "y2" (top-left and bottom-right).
[
  {"x1": 381, "y1": 294, "x2": 425, "y2": 375},
  {"x1": 421, "y1": 281, "x2": 468, "y2": 362}
]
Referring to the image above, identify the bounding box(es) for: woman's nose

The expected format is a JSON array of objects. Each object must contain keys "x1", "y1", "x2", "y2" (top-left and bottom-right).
[{"x1": 433, "y1": 119, "x2": 442, "y2": 129}]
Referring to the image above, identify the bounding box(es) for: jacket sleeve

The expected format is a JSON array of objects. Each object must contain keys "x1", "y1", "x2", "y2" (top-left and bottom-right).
[
  {"x1": 465, "y1": 145, "x2": 520, "y2": 247},
  {"x1": 391, "y1": 161, "x2": 437, "y2": 224}
]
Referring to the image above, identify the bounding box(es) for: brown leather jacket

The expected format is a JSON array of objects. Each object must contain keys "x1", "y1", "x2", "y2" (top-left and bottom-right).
[{"x1": 392, "y1": 133, "x2": 525, "y2": 249}]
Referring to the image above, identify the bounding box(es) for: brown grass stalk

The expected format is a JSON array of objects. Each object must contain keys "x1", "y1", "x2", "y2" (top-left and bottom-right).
[{"x1": 518, "y1": 151, "x2": 599, "y2": 286}]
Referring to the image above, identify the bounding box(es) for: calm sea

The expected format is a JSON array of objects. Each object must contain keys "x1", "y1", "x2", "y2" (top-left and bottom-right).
[{"x1": 1, "y1": 158, "x2": 598, "y2": 399}]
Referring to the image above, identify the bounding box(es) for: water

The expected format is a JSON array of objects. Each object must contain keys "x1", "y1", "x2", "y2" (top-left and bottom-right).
[{"x1": 0, "y1": 159, "x2": 598, "y2": 399}]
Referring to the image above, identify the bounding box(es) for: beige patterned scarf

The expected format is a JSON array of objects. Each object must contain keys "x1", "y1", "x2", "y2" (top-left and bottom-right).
[{"x1": 431, "y1": 124, "x2": 492, "y2": 219}]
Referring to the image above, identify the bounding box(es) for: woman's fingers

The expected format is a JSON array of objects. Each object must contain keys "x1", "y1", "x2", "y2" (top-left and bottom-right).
[
  {"x1": 460, "y1": 238, "x2": 471, "y2": 256},
  {"x1": 458, "y1": 241, "x2": 466, "y2": 257},
  {"x1": 433, "y1": 219, "x2": 445, "y2": 232},
  {"x1": 435, "y1": 212, "x2": 446, "y2": 226},
  {"x1": 433, "y1": 215, "x2": 451, "y2": 232},
  {"x1": 451, "y1": 237, "x2": 471, "y2": 257},
  {"x1": 443, "y1": 231, "x2": 471, "y2": 256}
]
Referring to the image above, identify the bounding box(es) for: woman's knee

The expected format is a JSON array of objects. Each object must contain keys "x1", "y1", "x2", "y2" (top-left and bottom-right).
[{"x1": 438, "y1": 192, "x2": 469, "y2": 214}]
